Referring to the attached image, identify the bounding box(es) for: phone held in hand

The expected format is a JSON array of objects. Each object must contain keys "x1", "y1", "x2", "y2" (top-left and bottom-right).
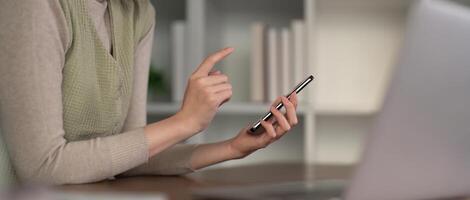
[{"x1": 248, "y1": 75, "x2": 314, "y2": 135}]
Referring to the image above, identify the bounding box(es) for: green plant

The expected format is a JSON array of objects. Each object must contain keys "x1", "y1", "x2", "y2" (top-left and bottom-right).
[{"x1": 147, "y1": 66, "x2": 170, "y2": 101}]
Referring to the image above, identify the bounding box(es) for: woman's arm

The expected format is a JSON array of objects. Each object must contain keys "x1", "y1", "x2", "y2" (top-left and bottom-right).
[{"x1": 189, "y1": 94, "x2": 299, "y2": 170}]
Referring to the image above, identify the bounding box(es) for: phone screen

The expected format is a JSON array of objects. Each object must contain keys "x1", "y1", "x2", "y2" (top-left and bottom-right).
[{"x1": 249, "y1": 75, "x2": 314, "y2": 135}]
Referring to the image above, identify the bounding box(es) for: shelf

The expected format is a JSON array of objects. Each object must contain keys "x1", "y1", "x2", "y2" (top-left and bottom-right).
[
  {"x1": 147, "y1": 102, "x2": 377, "y2": 116},
  {"x1": 315, "y1": 107, "x2": 378, "y2": 116},
  {"x1": 147, "y1": 102, "x2": 313, "y2": 115}
]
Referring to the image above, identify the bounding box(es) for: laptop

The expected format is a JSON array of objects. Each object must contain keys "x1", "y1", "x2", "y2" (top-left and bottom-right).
[{"x1": 193, "y1": 0, "x2": 470, "y2": 199}]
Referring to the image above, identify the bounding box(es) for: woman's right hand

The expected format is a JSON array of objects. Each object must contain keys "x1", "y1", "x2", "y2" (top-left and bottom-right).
[{"x1": 177, "y1": 47, "x2": 235, "y2": 133}]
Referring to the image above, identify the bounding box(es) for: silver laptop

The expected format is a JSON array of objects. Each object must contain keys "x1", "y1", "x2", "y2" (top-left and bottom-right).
[{"x1": 193, "y1": 0, "x2": 470, "y2": 199}]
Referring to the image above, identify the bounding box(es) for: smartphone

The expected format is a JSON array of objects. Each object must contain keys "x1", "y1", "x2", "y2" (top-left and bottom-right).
[{"x1": 249, "y1": 75, "x2": 314, "y2": 135}]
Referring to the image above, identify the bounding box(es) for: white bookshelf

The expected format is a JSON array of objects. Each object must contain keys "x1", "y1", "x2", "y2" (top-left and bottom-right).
[
  {"x1": 148, "y1": 102, "x2": 313, "y2": 115},
  {"x1": 148, "y1": 0, "x2": 410, "y2": 167}
]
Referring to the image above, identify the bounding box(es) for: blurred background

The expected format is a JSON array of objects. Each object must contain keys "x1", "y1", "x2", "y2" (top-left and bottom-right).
[{"x1": 145, "y1": 0, "x2": 420, "y2": 169}]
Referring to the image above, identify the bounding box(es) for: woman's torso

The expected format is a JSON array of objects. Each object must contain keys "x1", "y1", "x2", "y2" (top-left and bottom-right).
[{"x1": 60, "y1": 0, "x2": 153, "y2": 141}]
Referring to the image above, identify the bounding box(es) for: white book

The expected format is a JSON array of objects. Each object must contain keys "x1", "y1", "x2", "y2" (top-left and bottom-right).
[
  {"x1": 292, "y1": 20, "x2": 306, "y2": 102},
  {"x1": 280, "y1": 28, "x2": 291, "y2": 95},
  {"x1": 171, "y1": 21, "x2": 186, "y2": 102},
  {"x1": 267, "y1": 28, "x2": 279, "y2": 102},
  {"x1": 250, "y1": 23, "x2": 266, "y2": 103}
]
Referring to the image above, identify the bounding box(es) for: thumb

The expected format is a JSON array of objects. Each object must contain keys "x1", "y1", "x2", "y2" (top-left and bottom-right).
[{"x1": 192, "y1": 47, "x2": 234, "y2": 78}]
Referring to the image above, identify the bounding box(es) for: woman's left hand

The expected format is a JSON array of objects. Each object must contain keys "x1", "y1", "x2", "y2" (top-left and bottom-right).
[{"x1": 227, "y1": 93, "x2": 299, "y2": 159}]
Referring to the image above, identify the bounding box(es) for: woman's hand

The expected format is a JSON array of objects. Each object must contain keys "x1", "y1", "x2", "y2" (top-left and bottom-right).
[
  {"x1": 177, "y1": 47, "x2": 234, "y2": 133},
  {"x1": 227, "y1": 93, "x2": 299, "y2": 159}
]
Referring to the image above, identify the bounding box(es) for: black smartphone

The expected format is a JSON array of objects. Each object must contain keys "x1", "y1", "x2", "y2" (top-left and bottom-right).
[{"x1": 249, "y1": 75, "x2": 315, "y2": 135}]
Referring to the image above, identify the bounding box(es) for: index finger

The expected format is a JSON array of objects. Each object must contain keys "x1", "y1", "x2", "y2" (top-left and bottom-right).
[
  {"x1": 193, "y1": 47, "x2": 234, "y2": 77},
  {"x1": 289, "y1": 92, "x2": 298, "y2": 108}
]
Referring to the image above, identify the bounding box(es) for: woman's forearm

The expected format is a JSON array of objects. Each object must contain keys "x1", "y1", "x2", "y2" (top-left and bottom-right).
[
  {"x1": 189, "y1": 138, "x2": 243, "y2": 170},
  {"x1": 144, "y1": 112, "x2": 198, "y2": 156}
]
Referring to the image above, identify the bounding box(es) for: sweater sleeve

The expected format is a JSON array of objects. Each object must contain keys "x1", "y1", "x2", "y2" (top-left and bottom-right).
[
  {"x1": 120, "y1": 9, "x2": 198, "y2": 176},
  {"x1": 0, "y1": 0, "x2": 150, "y2": 185}
]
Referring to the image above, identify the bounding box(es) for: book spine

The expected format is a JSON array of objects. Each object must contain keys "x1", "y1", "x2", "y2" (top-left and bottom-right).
[
  {"x1": 171, "y1": 21, "x2": 186, "y2": 102},
  {"x1": 250, "y1": 23, "x2": 266, "y2": 102},
  {"x1": 280, "y1": 28, "x2": 291, "y2": 95},
  {"x1": 267, "y1": 28, "x2": 279, "y2": 102}
]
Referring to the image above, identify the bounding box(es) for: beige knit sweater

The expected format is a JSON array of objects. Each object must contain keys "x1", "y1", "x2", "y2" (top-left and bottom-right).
[{"x1": 0, "y1": 0, "x2": 196, "y2": 185}]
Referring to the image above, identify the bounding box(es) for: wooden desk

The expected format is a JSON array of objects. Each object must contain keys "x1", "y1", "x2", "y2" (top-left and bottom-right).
[
  {"x1": 59, "y1": 162, "x2": 469, "y2": 200},
  {"x1": 60, "y1": 162, "x2": 352, "y2": 200}
]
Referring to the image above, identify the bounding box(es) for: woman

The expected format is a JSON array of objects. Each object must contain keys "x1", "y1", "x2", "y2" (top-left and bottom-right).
[{"x1": 0, "y1": 0, "x2": 299, "y2": 185}]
